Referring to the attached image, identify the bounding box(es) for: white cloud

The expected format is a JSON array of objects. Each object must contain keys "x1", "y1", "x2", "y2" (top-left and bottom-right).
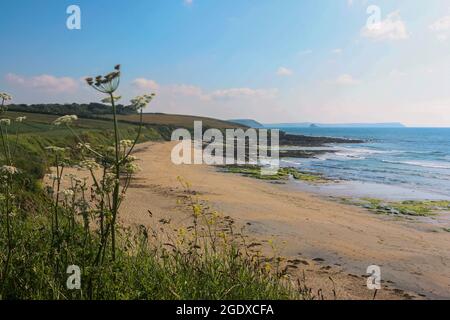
[
  {"x1": 361, "y1": 11, "x2": 409, "y2": 41},
  {"x1": 171, "y1": 84, "x2": 205, "y2": 99},
  {"x1": 183, "y1": 0, "x2": 193, "y2": 6},
  {"x1": 429, "y1": 16, "x2": 450, "y2": 32},
  {"x1": 429, "y1": 16, "x2": 450, "y2": 41},
  {"x1": 332, "y1": 48, "x2": 343, "y2": 54},
  {"x1": 436, "y1": 34, "x2": 448, "y2": 42},
  {"x1": 134, "y1": 79, "x2": 278, "y2": 102},
  {"x1": 209, "y1": 88, "x2": 278, "y2": 101},
  {"x1": 335, "y1": 74, "x2": 359, "y2": 85},
  {"x1": 276, "y1": 67, "x2": 293, "y2": 77},
  {"x1": 6, "y1": 73, "x2": 79, "y2": 93},
  {"x1": 389, "y1": 69, "x2": 407, "y2": 78},
  {"x1": 132, "y1": 78, "x2": 160, "y2": 91}
]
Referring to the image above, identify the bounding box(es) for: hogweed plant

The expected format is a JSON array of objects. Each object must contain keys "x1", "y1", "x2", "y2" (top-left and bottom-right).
[
  {"x1": 0, "y1": 93, "x2": 28, "y2": 297},
  {"x1": 73, "y1": 65, "x2": 155, "y2": 261}
]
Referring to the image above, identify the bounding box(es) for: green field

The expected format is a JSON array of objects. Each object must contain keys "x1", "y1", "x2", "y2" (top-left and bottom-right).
[{"x1": 109, "y1": 112, "x2": 248, "y2": 130}]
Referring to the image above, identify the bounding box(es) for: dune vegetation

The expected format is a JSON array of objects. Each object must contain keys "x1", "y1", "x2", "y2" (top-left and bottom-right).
[{"x1": 0, "y1": 67, "x2": 310, "y2": 300}]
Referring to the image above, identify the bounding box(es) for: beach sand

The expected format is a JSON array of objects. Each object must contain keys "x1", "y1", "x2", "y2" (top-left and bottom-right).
[{"x1": 59, "y1": 141, "x2": 450, "y2": 299}]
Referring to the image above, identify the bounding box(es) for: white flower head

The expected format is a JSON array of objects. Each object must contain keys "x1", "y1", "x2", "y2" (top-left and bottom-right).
[
  {"x1": 120, "y1": 139, "x2": 133, "y2": 148},
  {"x1": 1, "y1": 165, "x2": 19, "y2": 175},
  {"x1": 124, "y1": 162, "x2": 140, "y2": 174},
  {"x1": 80, "y1": 159, "x2": 100, "y2": 170},
  {"x1": 15, "y1": 116, "x2": 26, "y2": 123},
  {"x1": 76, "y1": 142, "x2": 92, "y2": 150},
  {"x1": 85, "y1": 65, "x2": 121, "y2": 94},
  {"x1": 0, "y1": 93, "x2": 12, "y2": 102},
  {"x1": 53, "y1": 115, "x2": 78, "y2": 126},
  {"x1": 0, "y1": 119, "x2": 11, "y2": 126},
  {"x1": 60, "y1": 189, "x2": 75, "y2": 198},
  {"x1": 130, "y1": 93, "x2": 155, "y2": 111}
]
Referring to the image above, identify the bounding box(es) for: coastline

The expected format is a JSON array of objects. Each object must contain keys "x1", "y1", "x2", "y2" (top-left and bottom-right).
[
  {"x1": 52, "y1": 140, "x2": 450, "y2": 299},
  {"x1": 115, "y1": 141, "x2": 450, "y2": 299}
]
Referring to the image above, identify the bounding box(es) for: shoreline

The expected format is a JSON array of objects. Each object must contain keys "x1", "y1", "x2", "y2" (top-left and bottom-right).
[
  {"x1": 118, "y1": 141, "x2": 450, "y2": 299},
  {"x1": 54, "y1": 140, "x2": 450, "y2": 299}
]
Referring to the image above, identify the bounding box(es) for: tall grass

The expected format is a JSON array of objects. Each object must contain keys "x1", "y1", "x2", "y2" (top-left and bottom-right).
[{"x1": 0, "y1": 68, "x2": 311, "y2": 300}]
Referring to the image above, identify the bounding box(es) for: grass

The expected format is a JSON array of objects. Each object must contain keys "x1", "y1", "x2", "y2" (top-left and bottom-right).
[
  {"x1": 107, "y1": 113, "x2": 248, "y2": 130},
  {"x1": 1, "y1": 194, "x2": 306, "y2": 300},
  {"x1": 220, "y1": 164, "x2": 326, "y2": 183},
  {"x1": 0, "y1": 106, "x2": 308, "y2": 300}
]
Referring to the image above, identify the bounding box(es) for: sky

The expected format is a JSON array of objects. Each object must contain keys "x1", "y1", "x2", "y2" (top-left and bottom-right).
[{"x1": 1, "y1": 0, "x2": 450, "y2": 126}]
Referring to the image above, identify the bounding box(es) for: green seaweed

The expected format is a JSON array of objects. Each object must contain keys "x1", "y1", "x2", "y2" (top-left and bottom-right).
[
  {"x1": 344, "y1": 198, "x2": 450, "y2": 217},
  {"x1": 220, "y1": 165, "x2": 326, "y2": 183}
]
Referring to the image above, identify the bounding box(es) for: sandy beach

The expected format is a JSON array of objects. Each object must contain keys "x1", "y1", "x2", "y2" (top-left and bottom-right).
[{"x1": 60, "y1": 141, "x2": 450, "y2": 299}]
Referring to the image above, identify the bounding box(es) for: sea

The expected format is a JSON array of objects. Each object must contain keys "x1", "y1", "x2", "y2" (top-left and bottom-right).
[{"x1": 274, "y1": 127, "x2": 450, "y2": 201}]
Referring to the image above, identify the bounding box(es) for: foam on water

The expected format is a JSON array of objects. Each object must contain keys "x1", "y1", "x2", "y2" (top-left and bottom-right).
[{"x1": 275, "y1": 127, "x2": 450, "y2": 200}]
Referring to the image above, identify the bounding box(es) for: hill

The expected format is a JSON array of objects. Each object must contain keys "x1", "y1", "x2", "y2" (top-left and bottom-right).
[
  {"x1": 115, "y1": 113, "x2": 248, "y2": 130},
  {"x1": 227, "y1": 119, "x2": 264, "y2": 128}
]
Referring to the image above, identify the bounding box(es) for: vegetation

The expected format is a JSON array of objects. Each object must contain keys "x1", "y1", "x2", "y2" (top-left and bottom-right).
[
  {"x1": 8, "y1": 102, "x2": 137, "y2": 117},
  {"x1": 345, "y1": 198, "x2": 450, "y2": 217},
  {"x1": 220, "y1": 164, "x2": 326, "y2": 182},
  {"x1": 113, "y1": 113, "x2": 248, "y2": 131},
  {"x1": 0, "y1": 68, "x2": 309, "y2": 300}
]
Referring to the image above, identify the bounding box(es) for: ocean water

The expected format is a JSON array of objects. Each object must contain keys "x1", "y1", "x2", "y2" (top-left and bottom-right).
[{"x1": 276, "y1": 127, "x2": 450, "y2": 200}]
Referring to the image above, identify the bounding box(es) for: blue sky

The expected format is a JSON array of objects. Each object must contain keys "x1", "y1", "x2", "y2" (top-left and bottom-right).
[{"x1": 1, "y1": 0, "x2": 450, "y2": 126}]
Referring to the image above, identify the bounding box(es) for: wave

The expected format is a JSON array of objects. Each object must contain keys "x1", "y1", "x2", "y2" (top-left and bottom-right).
[{"x1": 382, "y1": 160, "x2": 450, "y2": 169}]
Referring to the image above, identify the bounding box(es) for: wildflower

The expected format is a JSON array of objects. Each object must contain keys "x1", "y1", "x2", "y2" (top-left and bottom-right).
[
  {"x1": 80, "y1": 159, "x2": 100, "y2": 170},
  {"x1": 0, "y1": 93, "x2": 12, "y2": 102},
  {"x1": 85, "y1": 65, "x2": 121, "y2": 94},
  {"x1": 0, "y1": 118, "x2": 11, "y2": 126},
  {"x1": 120, "y1": 139, "x2": 133, "y2": 148},
  {"x1": 192, "y1": 204, "x2": 202, "y2": 217},
  {"x1": 130, "y1": 93, "x2": 155, "y2": 111},
  {"x1": 15, "y1": 116, "x2": 26, "y2": 123},
  {"x1": 76, "y1": 142, "x2": 92, "y2": 150},
  {"x1": 53, "y1": 115, "x2": 78, "y2": 126},
  {"x1": 60, "y1": 189, "x2": 75, "y2": 198},
  {"x1": 123, "y1": 162, "x2": 140, "y2": 174},
  {"x1": 0, "y1": 93, "x2": 12, "y2": 113},
  {"x1": 101, "y1": 96, "x2": 122, "y2": 104},
  {"x1": 126, "y1": 155, "x2": 137, "y2": 162},
  {"x1": 0, "y1": 165, "x2": 19, "y2": 175}
]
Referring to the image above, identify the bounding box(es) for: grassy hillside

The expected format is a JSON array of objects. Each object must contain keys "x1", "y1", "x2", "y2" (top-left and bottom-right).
[
  {"x1": 0, "y1": 112, "x2": 164, "y2": 180},
  {"x1": 113, "y1": 113, "x2": 248, "y2": 130}
]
